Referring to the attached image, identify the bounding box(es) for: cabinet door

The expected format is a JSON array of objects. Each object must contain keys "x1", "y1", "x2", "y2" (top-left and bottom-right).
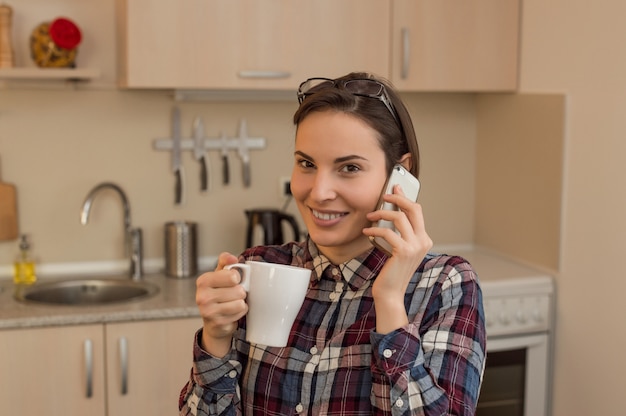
[
  {"x1": 117, "y1": 0, "x2": 390, "y2": 89},
  {"x1": 391, "y1": 0, "x2": 520, "y2": 91},
  {"x1": 105, "y1": 317, "x2": 202, "y2": 416},
  {"x1": 290, "y1": 1, "x2": 391, "y2": 83},
  {"x1": 0, "y1": 325, "x2": 106, "y2": 416}
]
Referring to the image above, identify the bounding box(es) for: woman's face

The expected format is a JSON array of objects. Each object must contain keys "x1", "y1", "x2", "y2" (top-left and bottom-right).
[{"x1": 291, "y1": 110, "x2": 388, "y2": 263}]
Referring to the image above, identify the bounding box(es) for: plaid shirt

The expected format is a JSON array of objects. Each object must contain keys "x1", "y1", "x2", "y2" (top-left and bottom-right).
[{"x1": 180, "y1": 238, "x2": 485, "y2": 415}]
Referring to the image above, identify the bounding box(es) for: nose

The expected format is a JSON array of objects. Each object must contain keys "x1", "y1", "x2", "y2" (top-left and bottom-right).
[{"x1": 308, "y1": 170, "x2": 337, "y2": 202}]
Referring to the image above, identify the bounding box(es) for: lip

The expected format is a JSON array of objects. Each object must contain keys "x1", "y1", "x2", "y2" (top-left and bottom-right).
[{"x1": 309, "y1": 208, "x2": 347, "y2": 226}]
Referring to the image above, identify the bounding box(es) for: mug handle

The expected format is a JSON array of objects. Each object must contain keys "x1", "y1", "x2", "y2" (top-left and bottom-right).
[{"x1": 224, "y1": 263, "x2": 250, "y2": 291}]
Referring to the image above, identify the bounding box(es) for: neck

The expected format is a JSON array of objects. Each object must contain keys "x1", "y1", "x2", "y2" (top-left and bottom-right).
[{"x1": 316, "y1": 238, "x2": 373, "y2": 265}]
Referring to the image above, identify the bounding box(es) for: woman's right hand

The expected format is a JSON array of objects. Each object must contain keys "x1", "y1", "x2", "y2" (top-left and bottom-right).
[{"x1": 196, "y1": 252, "x2": 248, "y2": 357}]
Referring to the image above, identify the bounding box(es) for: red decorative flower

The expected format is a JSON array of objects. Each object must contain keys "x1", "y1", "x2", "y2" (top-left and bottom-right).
[{"x1": 49, "y1": 17, "x2": 82, "y2": 50}]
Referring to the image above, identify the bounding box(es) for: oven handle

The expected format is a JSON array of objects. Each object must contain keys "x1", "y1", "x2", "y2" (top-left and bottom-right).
[{"x1": 486, "y1": 333, "x2": 548, "y2": 352}]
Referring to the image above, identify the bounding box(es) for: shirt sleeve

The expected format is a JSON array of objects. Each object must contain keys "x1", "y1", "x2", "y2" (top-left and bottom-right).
[
  {"x1": 179, "y1": 329, "x2": 242, "y2": 416},
  {"x1": 369, "y1": 259, "x2": 486, "y2": 415}
]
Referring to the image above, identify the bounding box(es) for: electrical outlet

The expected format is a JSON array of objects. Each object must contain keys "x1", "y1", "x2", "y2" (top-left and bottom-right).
[{"x1": 279, "y1": 177, "x2": 292, "y2": 197}]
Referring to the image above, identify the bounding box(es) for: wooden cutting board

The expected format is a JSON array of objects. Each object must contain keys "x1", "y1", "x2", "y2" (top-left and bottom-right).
[{"x1": 0, "y1": 180, "x2": 18, "y2": 240}]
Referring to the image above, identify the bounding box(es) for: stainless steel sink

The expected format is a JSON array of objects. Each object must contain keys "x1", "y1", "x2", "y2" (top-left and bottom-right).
[{"x1": 14, "y1": 279, "x2": 159, "y2": 306}]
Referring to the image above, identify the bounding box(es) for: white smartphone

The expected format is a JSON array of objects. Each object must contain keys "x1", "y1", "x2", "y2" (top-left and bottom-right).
[{"x1": 369, "y1": 164, "x2": 421, "y2": 255}]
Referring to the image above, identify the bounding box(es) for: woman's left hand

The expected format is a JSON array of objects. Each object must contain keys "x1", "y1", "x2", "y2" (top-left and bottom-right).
[{"x1": 363, "y1": 185, "x2": 433, "y2": 332}]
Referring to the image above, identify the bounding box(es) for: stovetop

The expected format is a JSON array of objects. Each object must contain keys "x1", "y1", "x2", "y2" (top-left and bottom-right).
[{"x1": 442, "y1": 248, "x2": 555, "y2": 338}]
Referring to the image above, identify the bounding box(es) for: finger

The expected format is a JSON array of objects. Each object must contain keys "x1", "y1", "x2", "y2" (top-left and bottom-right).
[
  {"x1": 216, "y1": 252, "x2": 239, "y2": 271},
  {"x1": 382, "y1": 188, "x2": 413, "y2": 211},
  {"x1": 366, "y1": 205, "x2": 411, "y2": 230},
  {"x1": 197, "y1": 270, "x2": 242, "y2": 292},
  {"x1": 202, "y1": 252, "x2": 241, "y2": 288},
  {"x1": 379, "y1": 190, "x2": 424, "y2": 232},
  {"x1": 199, "y1": 298, "x2": 248, "y2": 339},
  {"x1": 199, "y1": 294, "x2": 247, "y2": 319},
  {"x1": 363, "y1": 215, "x2": 407, "y2": 248},
  {"x1": 365, "y1": 200, "x2": 429, "y2": 251},
  {"x1": 210, "y1": 298, "x2": 248, "y2": 319},
  {"x1": 392, "y1": 183, "x2": 406, "y2": 196},
  {"x1": 196, "y1": 279, "x2": 247, "y2": 309}
]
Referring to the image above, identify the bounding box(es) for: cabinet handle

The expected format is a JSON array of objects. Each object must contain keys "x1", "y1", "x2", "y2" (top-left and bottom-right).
[
  {"x1": 119, "y1": 336, "x2": 129, "y2": 395},
  {"x1": 84, "y1": 339, "x2": 93, "y2": 398},
  {"x1": 237, "y1": 70, "x2": 291, "y2": 79},
  {"x1": 401, "y1": 27, "x2": 410, "y2": 79}
]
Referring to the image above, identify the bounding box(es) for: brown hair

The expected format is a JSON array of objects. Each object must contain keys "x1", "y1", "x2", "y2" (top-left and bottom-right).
[{"x1": 293, "y1": 72, "x2": 420, "y2": 178}]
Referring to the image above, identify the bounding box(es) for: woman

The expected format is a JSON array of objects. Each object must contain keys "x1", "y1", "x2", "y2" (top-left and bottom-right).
[{"x1": 180, "y1": 72, "x2": 486, "y2": 415}]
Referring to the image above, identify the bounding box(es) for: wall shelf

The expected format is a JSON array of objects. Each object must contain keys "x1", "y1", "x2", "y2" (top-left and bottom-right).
[{"x1": 0, "y1": 67, "x2": 100, "y2": 81}]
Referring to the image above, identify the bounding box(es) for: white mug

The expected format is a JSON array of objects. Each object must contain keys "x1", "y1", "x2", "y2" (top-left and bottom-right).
[{"x1": 225, "y1": 261, "x2": 311, "y2": 347}]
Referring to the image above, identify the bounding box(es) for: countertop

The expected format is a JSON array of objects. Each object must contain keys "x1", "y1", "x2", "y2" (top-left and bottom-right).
[
  {"x1": 451, "y1": 248, "x2": 555, "y2": 297},
  {"x1": 0, "y1": 248, "x2": 554, "y2": 331},
  {"x1": 0, "y1": 273, "x2": 200, "y2": 329}
]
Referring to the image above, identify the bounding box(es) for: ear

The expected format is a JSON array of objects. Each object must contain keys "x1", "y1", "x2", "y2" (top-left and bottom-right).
[{"x1": 398, "y1": 153, "x2": 412, "y2": 171}]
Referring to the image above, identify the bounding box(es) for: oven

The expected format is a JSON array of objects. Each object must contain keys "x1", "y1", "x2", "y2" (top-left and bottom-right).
[
  {"x1": 457, "y1": 250, "x2": 555, "y2": 416},
  {"x1": 480, "y1": 333, "x2": 549, "y2": 416}
]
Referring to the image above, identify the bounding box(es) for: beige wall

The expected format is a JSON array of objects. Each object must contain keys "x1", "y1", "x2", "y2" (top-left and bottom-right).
[
  {"x1": 521, "y1": 0, "x2": 626, "y2": 415},
  {"x1": 475, "y1": 93, "x2": 565, "y2": 272},
  {"x1": 0, "y1": 88, "x2": 476, "y2": 270}
]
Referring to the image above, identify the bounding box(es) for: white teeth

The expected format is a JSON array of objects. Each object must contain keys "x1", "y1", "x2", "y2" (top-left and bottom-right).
[{"x1": 312, "y1": 210, "x2": 342, "y2": 221}]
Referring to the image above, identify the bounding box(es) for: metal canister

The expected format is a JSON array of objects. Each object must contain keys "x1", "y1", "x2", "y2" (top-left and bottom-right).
[{"x1": 164, "y1": 221, "x2": 198, "y2": 278}]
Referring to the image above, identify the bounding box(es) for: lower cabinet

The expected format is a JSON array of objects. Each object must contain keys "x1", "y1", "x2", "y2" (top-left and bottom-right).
[
  {"x1": 0, "y1": 317, "x2": 201, "y2": 416},
  {"x1": 105, "y1": 318, "x2": 201, "y2": 415},
  {"x1": 0, "y1": 324, "x2": 106, "y2": 416}
]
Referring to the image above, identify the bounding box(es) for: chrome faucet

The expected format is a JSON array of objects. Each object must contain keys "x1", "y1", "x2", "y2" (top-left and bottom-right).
[{"x1": 80, "y1": 182, "x2": 143, "y2": 280}]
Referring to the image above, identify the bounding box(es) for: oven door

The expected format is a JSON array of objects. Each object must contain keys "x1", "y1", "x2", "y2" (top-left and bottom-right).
[{"x1": 477, "y1": 334, "x2": 550, "y2": 416}]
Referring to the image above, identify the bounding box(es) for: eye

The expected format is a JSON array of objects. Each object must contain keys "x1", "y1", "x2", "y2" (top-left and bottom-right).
[
  {"x1": 340, "y1": 164, "x2": 361, "y2": 174},
  {"x1": 296, "y1": 158, "x2": 315, "y2": 169}
]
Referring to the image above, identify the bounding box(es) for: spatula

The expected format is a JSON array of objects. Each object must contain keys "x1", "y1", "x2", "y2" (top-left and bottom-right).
[{"x1": 0, "y1": 156, "x2": 18, "y2": 240}]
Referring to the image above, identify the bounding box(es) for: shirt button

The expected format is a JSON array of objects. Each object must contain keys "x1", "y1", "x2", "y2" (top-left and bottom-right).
[
  {"x1": 228, "y1": 370, "x2": 237, "y2": 378},
  {"x1": 310, "y1": 346, "x2": 318, "y2": 355},
  {"x1": 329, "y1": 292, "x2": 337, "y2": 300},
  {"x1": 383, "y1": 349, "x2": 393, "y2": 358},
  {"x1": 295, "y1": 403, "x2": 304, "y2": 413},
  {"x1": 331, "y1": 267, "x2": 340, "y2": 276},
  {"x1": 395, "y1": 398, "x2": 404, "y2": 408}
]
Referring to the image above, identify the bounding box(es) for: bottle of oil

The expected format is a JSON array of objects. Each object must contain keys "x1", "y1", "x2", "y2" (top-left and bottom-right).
[{"x1": 13, "y1": 235, "x2": 37, "y2": 285}]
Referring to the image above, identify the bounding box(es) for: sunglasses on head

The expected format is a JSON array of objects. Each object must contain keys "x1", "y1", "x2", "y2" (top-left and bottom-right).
[{"x1": 297, "y1": 77, "x2": 401, "y2": 125}]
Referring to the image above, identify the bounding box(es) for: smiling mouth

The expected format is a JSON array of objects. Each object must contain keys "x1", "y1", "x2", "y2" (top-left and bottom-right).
[{"x1": 311, "y1": 209, "x2": 346, "y2": 221}]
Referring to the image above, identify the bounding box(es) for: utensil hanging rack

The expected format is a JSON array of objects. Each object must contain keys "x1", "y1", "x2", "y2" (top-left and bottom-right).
[{"x1": 153, "y1": 119, "x2": 266, "y2": 152}]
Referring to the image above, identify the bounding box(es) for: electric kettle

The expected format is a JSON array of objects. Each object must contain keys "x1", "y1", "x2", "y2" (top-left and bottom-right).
[{"x1": 245, "y1": 209, "x2": 300, "y2": 248}]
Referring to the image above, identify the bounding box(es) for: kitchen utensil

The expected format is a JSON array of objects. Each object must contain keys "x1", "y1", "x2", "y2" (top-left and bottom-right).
[
  {"x1": 193, "y1": 117, "x2": 209, "y2": 192},
  {"x1": 0, "y1": 4, "x2": 15, "y2": 68},
  {"x1": 225, "y1": 261, "x2": 311, "y2": 347},
  {"x1": 171, "y1": 107, "x2": 183, "y2": 204},
  {"x1": 0, "y1": 156, "x2": 18, "y2": 241},
  {"x1": 236, "y1": 120, "x2": 251, "y2": 187},
  {"x1": 164, "y1": 221, "x2": 198, "y2": 278},
  {"x1": 219, "y1": 132, "x2": 230, "y2": 185},
  {"x1": 245, "y1": 209, "x2": 300, "y2": 248}
]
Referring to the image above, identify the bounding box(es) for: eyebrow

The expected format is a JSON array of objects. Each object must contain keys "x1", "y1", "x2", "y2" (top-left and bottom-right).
[{"x1": 294, "y1": 150, "x2": 369, "y2": 164}]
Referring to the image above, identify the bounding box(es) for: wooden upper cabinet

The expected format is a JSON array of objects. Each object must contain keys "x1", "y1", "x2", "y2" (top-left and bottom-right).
[
  {"x1": 391, "y1": 0, "x2": 520, "y2": 92},
  {"x1": 116, "y1": 0, "x2": 391, "y2": 89}
]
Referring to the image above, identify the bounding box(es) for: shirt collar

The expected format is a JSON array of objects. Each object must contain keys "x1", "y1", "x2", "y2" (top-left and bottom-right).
[{"x1": 306, "y1": 237, "x2": 388, "y2": 290}]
